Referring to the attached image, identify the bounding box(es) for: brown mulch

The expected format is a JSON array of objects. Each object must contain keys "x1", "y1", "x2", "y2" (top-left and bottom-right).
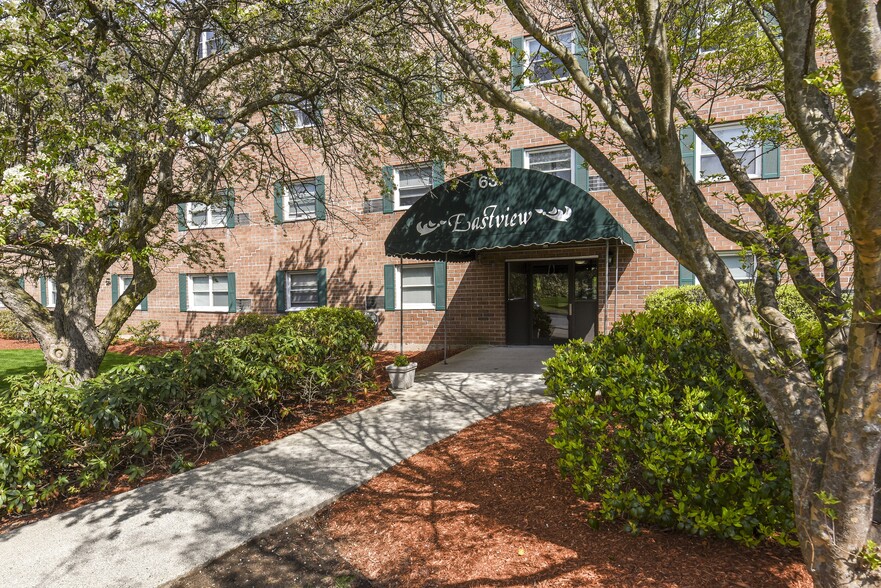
[
  {"x1": 0, "y1": 345, "x2": 457, "y2": 535},
  {"x1": 171, "y1": 403, "x2": 812, "y2": 588},
  {"x1": 0, "y1": 338, "x2": 39, "y2": 350}
]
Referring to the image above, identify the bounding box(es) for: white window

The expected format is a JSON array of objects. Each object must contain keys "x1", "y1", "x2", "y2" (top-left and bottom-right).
[
  {"x1": 693, "y1": 252, "x2": 756, "y2": 285},
  {"x1": 274, "y1": 105, "x2": 316, "y2": 132},
  {"x1": 189, "y1": 274, "x2": 229, "y2": 311},
  {"x1": 588, "y1": 174, "x2": 609, "y2": 191},
  {"x1": 282, "y1": 181, "x2": 318, "y2": 221},
  {"x1": 186, "y1": 201, "x2": 228, "y2": 229},
  {"x1": 286, "y1": 271, "x2": 319, "y2": 311},
  {"x1": 394, "y1": 164, "x2": 433, "y2": 210},
  {"x1": 197, "y1": 30, "x2": 223, "y2": 59},
  {"x1": 119, "y1": 275, "x2": 146, "y2": 311},
  {"x1": 525, "y1": 146, "x2": 573, "y2": 182},
  {"x1": 396, "y1": 265, "x2": 435, "y2": 310},
  {"x1": 46, "y1": 278, "x2": 57, "y2": 308},
  {"x1": 695, "y1": 124, "x2": 762, "y2": 181},
  {"x1": 525, "y1": 29, "x2": 575, "y2": 85}
]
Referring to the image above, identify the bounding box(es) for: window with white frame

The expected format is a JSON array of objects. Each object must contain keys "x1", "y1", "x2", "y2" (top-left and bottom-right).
[
  {"x1": 46, "y1": 278, "x2": 57, "y2": 308},
  {"x1": 525, "y1": 29, "x2": 575, "y2": 85},
  {"x1": 197, "y1": 30, "x2": 224, "y2": 59},
  {"x1": 186, "y1": 201, "x2": 228, "y2": 229},
  {"x1": 189, "y1": 274, "x2": 229, "y2": 311},
  {"x1": 118, "y1": 275, "x2": 146, "y2": 311},
  {"x1": 525, "y1": 146, "x2": 573, "y2": 182},
  {"x1": 286, "y1": 271, "x2": 319, "y2": 311},
  {"x1": 274, "y1": 105, "x2": 316, "y2": 132},
  {"x1": 695, "y1": 124, "x2": 762, "y2": 181},
  {"x1": 282, "y1": 181, "x2": 318, "y2": 221},
  {"x1": 394, "y1": 164, "x2": 433, "y2": 210},
  {"x1": 396, "y1": 265, "x2": 435, "y2": 310},
  {"x1": 692, "y1": 252, "x2": 756, "y2": 285}
]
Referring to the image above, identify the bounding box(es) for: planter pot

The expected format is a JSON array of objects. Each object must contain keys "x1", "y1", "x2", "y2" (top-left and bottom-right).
[{"x1": 386, "y1": 362, "x2": 418, "y2": 390}]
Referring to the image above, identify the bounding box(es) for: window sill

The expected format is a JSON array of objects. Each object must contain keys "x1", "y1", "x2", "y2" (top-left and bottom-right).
[
  {"x1": 281, "y1": 215, "x2": 317, "y2": 223},
  {"x1": 185, "y1": 225, "x2": 229, "y2": 230},
  {"x1": 186, "y1": 308, "x2": 231, "y2": 313},
  {"x1": 399, "y1": 304, "x2": 436, "y2": 311},
  {"x1": 286, "y1": 306, "x2": 318, "y2": 312},
  {"x1": 523, "y1": 76, "x2": 572, "y2": 88}
]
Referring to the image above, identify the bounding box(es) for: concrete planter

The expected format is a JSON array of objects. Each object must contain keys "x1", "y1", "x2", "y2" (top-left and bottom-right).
[{"x1": 385, "y1": 362, "x2": 418, "y2": 390}]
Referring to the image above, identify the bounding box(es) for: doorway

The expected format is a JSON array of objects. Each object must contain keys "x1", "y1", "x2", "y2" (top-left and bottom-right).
[{"x1": 505, "y1": 259, "x2": 599, "y2": 345}]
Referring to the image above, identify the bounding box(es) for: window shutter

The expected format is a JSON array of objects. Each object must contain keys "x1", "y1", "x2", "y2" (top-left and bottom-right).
[
  {"x1": 432, "y1": 161, "x2": 445, "y2": 188},
  {"x1": 510, "y1": 36, "x2": 525, "y2": 91},
  {"x1": 574, "y1": 32, "x2": 591, "y2": 75},
  {"x1": 273, "y1": 182, "x2": 284, "y2": 224},
  {"x1": 276, "y1": 270, "x2": 286, "y2": 313},
  {"x1": 111, "y1": 274, "x2": 119, "y2": 304},
  {"x1": 317, "y1": 268, "x2": 327, "y2": 307},
  {"x1": 227, "y1": 272, "x2": 237, "y2": 313},
  {"x1": 39, "y1": 276, "x2": 47, "y2": 306},
  {"x1": 18, "y1": 276, "x2": 24, "y2": 288},
  {"x1": 680, "y1": 127, "x2": 696, "y2": 177},
  {"x1": 761, "y1": 142, "x2": 780, "y2": 179},
  {"x1": 510, "y1": 148, "x2": 525, "y2": 168},
  {"x1": 384, "y1": 264, "x2": 396, "y2": 310},
  {"x1": 140, "y1": 295, "x2": 148, "y2": 312},
  {"x1": 678, "y1": 264, "x2": 696, "y2": 286},
  {"x1": 225, "y1": 189, "x2": 236, "y2": 228},
  {"x1": 434, "y1": 262, "x2": 447, "y2": 311},
  {"x1": 270, "y1": 107, "x2": 284, "y2": 134},
  {"x1": 315, "y1": 175, "x2": 326, "y2": 220},
  {"x1": 177, "y1": 204, "x2": 188, "y2": 231},
  {"x1": 178, "y1": 274, "x2": 188, "y2": 311},
  {"x1": 573, "y1": 150, "x2": 589, "y2": 191},
  {"x1": 382, "y1": 166, "x2": 395, "y2": 214}
]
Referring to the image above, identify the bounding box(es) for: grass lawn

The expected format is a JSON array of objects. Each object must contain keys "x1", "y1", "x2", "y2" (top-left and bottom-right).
[{"x1": 0, "y1": 350, "x2": 140, "y2": 389}]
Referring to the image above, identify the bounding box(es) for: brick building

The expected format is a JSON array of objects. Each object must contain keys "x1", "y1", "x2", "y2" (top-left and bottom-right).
[{"x1": 16, "y1": 12, "x2": 844, "y2": 352}]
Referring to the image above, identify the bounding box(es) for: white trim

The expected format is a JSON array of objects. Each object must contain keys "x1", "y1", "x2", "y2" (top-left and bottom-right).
[
  {"x1": 395, "y1": 264, "x2": 435, "y2": 310},
  {"x1": 46, "y1": 278, "x2": 57, "y2": 308},
  {"x1": 393, "y1": 163, "x2": 433, "y2": 211},
  {"x1": 274, "y1": 105, "x2": 316, "y2": 133},
  {"x1": 118, "y1": 275, "x2": 146, "y2": 311},
  {"x1": 523, "y1": 29, "x2": 576, "y2": 87},
  {"x1": 693, "y1": 251, "x2": 756, "y2": 285},
  {"x1": 285, "y1": 270, "x2": 320, "y2": 312},
  {"x1": 694, "y1": 122, "x2": 763, "y2": 182},
  {"x1": 187, "y1": 274, "x2": 229, "y2": 312}
]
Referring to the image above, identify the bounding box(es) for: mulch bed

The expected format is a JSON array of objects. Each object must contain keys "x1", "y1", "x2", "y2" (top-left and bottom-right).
[
  {"x1": 171, "y1": 403, "x2": 812, "y2": 588},
  {"x1": 0, "y1": 344, "x2": 458, "y2": 535}
]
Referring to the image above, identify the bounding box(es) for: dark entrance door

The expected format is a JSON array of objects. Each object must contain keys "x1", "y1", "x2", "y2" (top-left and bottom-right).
[{"x1": 505, "y1": 259, "x2": 598, "y2": 345}]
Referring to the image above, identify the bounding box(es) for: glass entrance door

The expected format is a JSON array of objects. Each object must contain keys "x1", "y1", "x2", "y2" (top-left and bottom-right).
[{"x1": 505, "y1": 259, "x2": 599, "y2": 345}]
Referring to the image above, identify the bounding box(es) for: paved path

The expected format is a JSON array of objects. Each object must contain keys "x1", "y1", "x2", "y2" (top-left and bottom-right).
[{"x1": 0, "y1": 346, "x2": 553, "y2": 588}]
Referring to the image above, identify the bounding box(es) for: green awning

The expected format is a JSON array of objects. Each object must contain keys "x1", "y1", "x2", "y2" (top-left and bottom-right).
[{"x1": 385, "y1": 168, "x2": 634, "y2": 261}]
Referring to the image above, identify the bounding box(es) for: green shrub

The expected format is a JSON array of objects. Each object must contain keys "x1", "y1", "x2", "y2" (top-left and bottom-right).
[
  {"x1": 0, "y1": 310, "x2": 33, "y2": 341},
  {"x1": 121, "y1": 319, "x2": 162, "y2": 345},
  {"x1": 546, "y1": 300, "x2": 804, "y2": 546},
  {"x1": 0, "y1": 307, "x2": 377, "y2": 514},
  {"x1": 198, "y1": 313, "x2": 281, "y2": 341},
  {"x1": 393, "y1": 354, "x2": 410, "y2": 367}
]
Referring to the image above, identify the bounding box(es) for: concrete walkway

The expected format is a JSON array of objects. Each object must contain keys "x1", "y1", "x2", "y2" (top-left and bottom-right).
[{"x1": 0, "y1": 346, "x2": 554, "y2": 588}]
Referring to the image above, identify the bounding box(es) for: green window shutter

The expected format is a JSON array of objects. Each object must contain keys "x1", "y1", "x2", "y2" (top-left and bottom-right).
[
  {"x1": 273, "y1": 182, "x2": 285, "y2": 224},
  {"x1": 574, "y1": 32, "x2": 591, "y2": 75},
  {"x1": 381, "y1": 166, "x2": 395, "y2": 214},
  {"x1": 315, "y1": 175, "x2": 326, "y2": 220},
  {"x1": 39, "y1": 276, "x2": 47, "y2": 306},
  {"x1": 510, "y1": 36, "x2": 525, "y2": 91},
  {"x1": 434, "y1": 262, "x2": 447, "y2": 311},
  {"x1": 680, "y1": 127, "x2": 696, "y2": 177},
  {"x1": 761, "y1": 142, "x2": 780, "y2": 179},
  {"x1": 227, "y1": 272, "x2": 237, "y2": 313},
  {"x1": 225, "y1": 189, "x2": 236, "y2": 228},
  {"x1": 18, "y1": 276, "x2": 24, "y2": 288},
  {"x1": 679, "y1": 264, "x2": 696, "y2": 286},
  {"x1": 178, "y1": 274, "x2": 188, "y2": 311},
  {"x1": 573, "y1": 150, "x2": 589, "y2": 191},
  {"x1": 384, "y1": 264, "x2": 396, "y2": 310},
  {"x1": 177, "y1": 204, "x2": 188, "y2": 231},
  {"x1": 432, "y1": 161, "x2": 445, "y2": 188},
  {"x1": 510, "y1": 148, "x2": 524, "y2": 168},
  {"x1": 317, "y1": 268, "x2": 327, "y2": 307},
  {"x1": 111, "y1": 274, "x2": 119, "y2": 304},
  {"x1": 276, "y1": 270, "x2": 287, "y2": 313}
]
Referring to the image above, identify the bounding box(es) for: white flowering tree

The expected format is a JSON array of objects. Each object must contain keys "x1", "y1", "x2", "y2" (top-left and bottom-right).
[{"x1": 0, "y1": 0, "x2": 484, "y2": 378}]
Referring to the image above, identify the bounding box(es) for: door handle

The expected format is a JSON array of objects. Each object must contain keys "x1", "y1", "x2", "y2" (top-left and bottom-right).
[{"x1": 569, "y1": 303, "x2": 573, "y2": 315}]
